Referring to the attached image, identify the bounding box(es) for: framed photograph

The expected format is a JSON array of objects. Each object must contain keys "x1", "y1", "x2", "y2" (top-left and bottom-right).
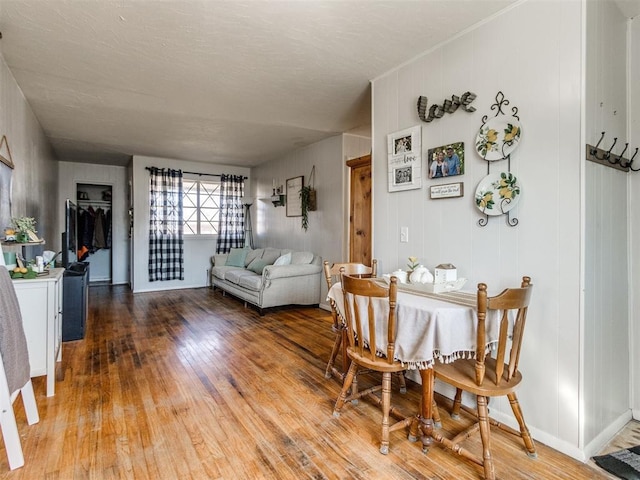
[
  {"x1": 430, "y1": 182, "x2": 464, "y2": 199},
  {"x1": 387, "y1": 126, "x2": 422, "y2": 192},
  {"x1": 0, "y1": 135, "x2": 14, "y2": 170},
  {"x1": 427, "y1": 141, "x2": 464, "y2": 180},
  {"x1": 286, "y1": 176, "x2": 303, "y2": 217}
]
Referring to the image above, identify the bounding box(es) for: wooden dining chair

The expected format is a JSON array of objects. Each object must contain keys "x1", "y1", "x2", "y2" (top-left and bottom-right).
[
  {"x1": 332, "y1": 274, "x2": 413, "y2": 454},
  {"x1": 323, "y1": 260, "x2": 377, "y2": 381},
  {"x1": 431, "y1": 276, "x2": 535, "y2": 480}
]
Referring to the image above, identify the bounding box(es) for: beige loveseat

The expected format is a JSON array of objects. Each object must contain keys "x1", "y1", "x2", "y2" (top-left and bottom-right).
[{"x1": 210, "y1": 247, "x2": 323, "y2": 313}]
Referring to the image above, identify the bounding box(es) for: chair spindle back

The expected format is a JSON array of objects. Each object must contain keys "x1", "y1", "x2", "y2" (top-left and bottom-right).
[
  {"x1": 475, "y1": 276, "x2": 533, "y2": 386},
  {"x1": 341, "y1": 274, "x2": 397, "y2": 365}
]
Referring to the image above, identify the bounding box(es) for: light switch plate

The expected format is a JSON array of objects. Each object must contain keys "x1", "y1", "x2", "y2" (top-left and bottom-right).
[{"x1": 400, "y1": 226, "x2": 409, "y2": 242}]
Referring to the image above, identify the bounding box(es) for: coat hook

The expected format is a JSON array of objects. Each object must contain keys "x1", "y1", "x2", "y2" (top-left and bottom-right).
[
  {"x1": 590, "y1": 131, "x2": 605, "y2": 155},
  {"x1": 617, "y1": 143, "x2": 629, "y2": 163},
  {"x1": 604, "y1": 137, "x2": 617, "y2": 159},
  {"x1": 628, "y1": 148, "x2": 640, "y2": 172},
  {"x1": 608, "y1": 140, "x2": 625, "y2": 164}
]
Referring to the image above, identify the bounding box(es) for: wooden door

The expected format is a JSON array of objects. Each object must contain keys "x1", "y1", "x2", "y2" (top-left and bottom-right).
[{"x1": 347, "y1": 155, "x2": 372, "y2": 266}]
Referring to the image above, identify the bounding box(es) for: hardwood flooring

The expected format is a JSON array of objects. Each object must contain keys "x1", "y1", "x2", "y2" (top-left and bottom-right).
[{"x1": 0, "y1": 285, "x2": 620, "y2": 479}]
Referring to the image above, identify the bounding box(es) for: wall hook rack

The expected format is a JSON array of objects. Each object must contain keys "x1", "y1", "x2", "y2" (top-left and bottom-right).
[{"x1": 586, "y1": 132, "x2": 639, "y2": 173}]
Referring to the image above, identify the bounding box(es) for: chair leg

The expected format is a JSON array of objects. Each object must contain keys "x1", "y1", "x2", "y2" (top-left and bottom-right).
[
  {"x1": 340, "y1": 330, "x2": 350, "y2": 376},
  {"x1": 380, "y1": 372, "x2": 392, "y2": 455},
  {"x1": 396, "y1": 371, "x2": 407, "y2": 394},
  {"x1": 351, "y1": 362, "x2": 359, "y2": 402},
  {"x1": 477, "y1": 395, "x2": 495, "y2": 480},
  {"x1": 333, "y1": 362, "x2": 358, "y2": 417},
  {"x1": 21, "y1": 380, "x2": 39, "y2": 425},
  {"x1": 0, "y1": 383, "x2": 24, "y2": 470},
  {"x1": 507, "y1": 392, "x2": 537, "y2": 457},
  {"x1": 432, "y1": 399, "x2": 442, "y2": 428},
  {"x1": 451, "y1": 388, "x2": 463, "y2": 419},
  {"x1": 325, "y1": 330, "x2": 342, "y2": 379}
]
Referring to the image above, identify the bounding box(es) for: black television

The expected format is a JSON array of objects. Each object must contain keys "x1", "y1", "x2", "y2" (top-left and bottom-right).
[{"x1": 62, "y1": 199, "x2": 78, "y2": 268}]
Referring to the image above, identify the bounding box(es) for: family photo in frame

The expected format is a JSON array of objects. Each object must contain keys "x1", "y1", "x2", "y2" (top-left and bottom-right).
[
  {"x1": 387, "y1": 125, "x2": 422, "y2": 193},
  {"x1": 427, "y1": 141, "x2": 464, "y2": 179}
]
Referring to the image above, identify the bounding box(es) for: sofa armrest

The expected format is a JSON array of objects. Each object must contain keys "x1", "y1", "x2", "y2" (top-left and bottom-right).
[
  {"x1": 212, "y1": 253, "x2": 228, "y2": 267},
  {"x1": 263, "y1": 263, "x2": 322, "y2": 280}
]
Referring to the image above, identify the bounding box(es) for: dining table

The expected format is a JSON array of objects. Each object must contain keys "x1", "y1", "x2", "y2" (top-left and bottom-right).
[{"x1": 327, "y1": 279, "x2": 502, "y2": 449}]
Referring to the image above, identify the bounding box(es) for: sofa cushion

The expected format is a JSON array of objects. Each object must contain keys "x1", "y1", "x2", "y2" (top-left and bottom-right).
[
  {"x1": 212, "y1": 266, "x2": 242, "y2": 281},
  {"x1": 291, "y1": 251, "x2": 314, "y2": 265},
  {"x1": 261, "y1": 248, "x2": 282, "y2": 265},
  {"x1": 273, "y1": 252, "x2": 292, "y2": 266},
  {"x1": 226, "y1": 248, "x2": 249, "y2": 267},
  {"x1": 237, "y1": 274, "x2": 263, "y2": 291},
  {"x1": 224, "y1": 269, "x2": 256, "y2": 285},
  {"x1": 245, "y1": 248, "x2": 264, "y2": 267},
  {"x1": 248, "y1": 258, "x2": 270, "y2": 274}
]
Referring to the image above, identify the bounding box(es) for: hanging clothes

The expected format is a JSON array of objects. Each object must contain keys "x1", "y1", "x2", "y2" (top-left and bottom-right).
[
  {"x1": 78, "y1": 207, "x2": 95, "y2": 260},
  {"x1": 93, "y1": 208, "x2": 107, "y2": 249}
]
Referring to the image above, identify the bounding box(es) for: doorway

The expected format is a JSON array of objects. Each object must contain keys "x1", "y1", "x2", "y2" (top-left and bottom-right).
[
  {"x1": 347, "y1": 154, "x2": 372, "y2": 267},
  {"x1": 76, "y1": 183, "x2": 113, "y2": 284}
]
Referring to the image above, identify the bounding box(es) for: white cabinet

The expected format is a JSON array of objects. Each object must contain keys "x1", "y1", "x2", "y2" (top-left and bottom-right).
[{"x1": 11, "y1": 268, "x2": 64, "y2": 397}]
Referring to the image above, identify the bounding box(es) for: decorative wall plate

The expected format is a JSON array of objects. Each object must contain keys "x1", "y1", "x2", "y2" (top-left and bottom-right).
[
  {"x1": 475, "y1": 117, "x2": 522, "y2": 161},
  {"x1": 475, "y1": 172, "x2": 521, "y2": 216}
]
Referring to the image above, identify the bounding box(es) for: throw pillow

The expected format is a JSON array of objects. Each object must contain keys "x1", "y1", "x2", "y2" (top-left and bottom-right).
[
  {"x1": 291, "y1": 251, "x2": 314, "y2": 264},
  {"x1": 225, "y1": 248, "x2": 249, "y2": 267},
  {"x1": 245, "y1": 248, "x2": 263, "y2": 266},
  {"x1": 247, "y1": 258, "x2": 270, "y2": 274},
  {"x1": 261, "y1": 248, "x2": 282, "y2": 265},
  {"x1": 273, "y1": 252, "x2": 292, "y2": 266}
]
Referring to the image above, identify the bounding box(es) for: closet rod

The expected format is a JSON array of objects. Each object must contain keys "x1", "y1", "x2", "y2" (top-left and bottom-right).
[{"x1": 145, "y1": 167, "x2": 247, "y2": 179}]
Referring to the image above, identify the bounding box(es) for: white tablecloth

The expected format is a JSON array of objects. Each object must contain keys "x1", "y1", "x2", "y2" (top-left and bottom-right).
[{"x1": 327, "y1": 282, "x2": 501, "y2": 370}]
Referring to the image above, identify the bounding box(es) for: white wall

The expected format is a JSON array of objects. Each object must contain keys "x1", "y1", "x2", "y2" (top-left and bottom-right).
[
  {"x1": 584, "y1": 0, "x2": 631, "y2": 454},
  {"x1": 630, "y1": 15, "x2": 640, "y2": 419},
  {"x1": 0, "y1": 54, "x2": 58, "y2": 253},
  {"x1": 372, "y1": 0, "x2": 585, "y2": 459},
  {"x1": 131, "y1": 155, "x2": 250, "y2": 293},
  {"x1": 57, "y1": 161, "x2": 129, "y2": 284},
  {"x1": 251, "y1": 133, "x2": 370, "y2": 308}
]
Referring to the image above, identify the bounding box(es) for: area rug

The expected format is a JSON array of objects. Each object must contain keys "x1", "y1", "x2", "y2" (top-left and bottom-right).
[{"x1": 593, "y1": 446, "x2": 640, "y2": 479}]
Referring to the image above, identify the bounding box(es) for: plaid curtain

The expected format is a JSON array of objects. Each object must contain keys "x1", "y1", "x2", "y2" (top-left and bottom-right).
[
  {"x1": 148, "y1": 167, "x2": 184, "y2": 281},
  {"x1": 215, "y1": 174, "x2": 245, "y2": 254}
]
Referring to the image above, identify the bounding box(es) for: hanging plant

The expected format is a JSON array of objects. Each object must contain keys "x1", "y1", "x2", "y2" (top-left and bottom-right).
[
  {"x1": 300, "y1": 166, "x2": 317, "y2": 231},
  {"x1": 300, "y1": 185, "x2": 313, "y2": 231}
]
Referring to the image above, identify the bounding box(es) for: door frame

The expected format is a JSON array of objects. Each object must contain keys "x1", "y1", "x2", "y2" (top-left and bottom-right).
[{"x1": 346, "y1": 154, "x2": 372, "y2": 266}]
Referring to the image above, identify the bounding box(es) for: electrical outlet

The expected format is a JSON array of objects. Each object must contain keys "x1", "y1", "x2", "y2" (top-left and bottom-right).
[{"x1": 400, "y1": 226, "x2": 409, "y2": 243}]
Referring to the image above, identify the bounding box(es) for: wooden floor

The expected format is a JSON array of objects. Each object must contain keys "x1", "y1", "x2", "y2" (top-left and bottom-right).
[{"x1": 0, "y1": 285, "x2": 623, "y2": 479}]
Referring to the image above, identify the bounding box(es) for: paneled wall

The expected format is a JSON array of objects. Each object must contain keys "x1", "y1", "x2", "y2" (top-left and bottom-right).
[
  {"x1": 251, "y1": 133, "x2": 370, "y2": 308},
  {"x1": 630, "y1": 17, "x2": 640, "y2": 419},
  {"x1": 372, "y1": 1, "x2": 585, "y2": 458},
  {"x1": 584, "y1": 0, "x2": 631, "y2": 453},
  {"x1": 0, "y1": 55, "x2": 58, "y2": 250}
]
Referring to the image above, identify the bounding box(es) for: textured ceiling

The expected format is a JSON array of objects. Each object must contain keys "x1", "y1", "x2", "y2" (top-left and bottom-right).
[{"x1": 0, "y1": 1, "x2": 521, "y2": 167}]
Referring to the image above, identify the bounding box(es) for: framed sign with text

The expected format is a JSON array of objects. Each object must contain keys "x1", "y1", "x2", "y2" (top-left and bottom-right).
[
  {"x1": 387, "y1": 125, "x2": 422, "y2": 192},
  {"x1": 286, "y1": 176, "x2": 303, "y2": 217},
  {"x1": 429, "y1": 182, "x2": 464, "y2": 199}
]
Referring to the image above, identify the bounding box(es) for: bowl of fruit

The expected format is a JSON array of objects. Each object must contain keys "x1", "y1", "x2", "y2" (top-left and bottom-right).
[{"x1": 10, "y1": 266, "x2": 38, "y2": 280}]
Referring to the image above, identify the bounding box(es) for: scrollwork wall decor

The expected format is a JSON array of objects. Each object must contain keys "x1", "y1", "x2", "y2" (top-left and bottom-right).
[{"x1": 474, "y1": 91, "x2": 522, "y2": 227}]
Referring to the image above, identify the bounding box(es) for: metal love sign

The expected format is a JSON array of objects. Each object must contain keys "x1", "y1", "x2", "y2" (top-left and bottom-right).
[{"x1": 417, "y1": 92, "x2": 477, "y2": 123}]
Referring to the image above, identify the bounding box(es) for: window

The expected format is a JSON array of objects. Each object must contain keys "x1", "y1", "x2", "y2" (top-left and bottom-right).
[{"x1": 183, "y1": 178, "x2": 220, "y2": 235}]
